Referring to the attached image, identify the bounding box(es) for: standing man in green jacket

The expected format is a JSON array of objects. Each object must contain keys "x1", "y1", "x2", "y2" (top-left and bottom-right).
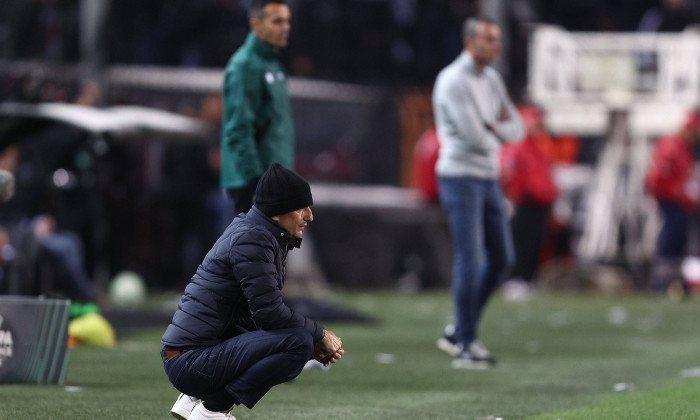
[{"x1": 221, "y1": 0, "x2": 294, "y2": 214}]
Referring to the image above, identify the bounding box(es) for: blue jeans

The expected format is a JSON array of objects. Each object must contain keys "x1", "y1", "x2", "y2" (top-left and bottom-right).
[
  {"x1": 40, "y1": 231, "x2": 94, "y2": 302},
  {"x1": 439, "y1": 176, "x2": 514, "y2": 346},
  {"x1": 162, "y1": 328, "x2": 314, "y2": 410}
]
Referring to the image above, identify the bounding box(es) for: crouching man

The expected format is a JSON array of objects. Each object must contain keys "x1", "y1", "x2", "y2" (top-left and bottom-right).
[{"x1": 161, "y1": 163, "x2": 344, "y2": 419}]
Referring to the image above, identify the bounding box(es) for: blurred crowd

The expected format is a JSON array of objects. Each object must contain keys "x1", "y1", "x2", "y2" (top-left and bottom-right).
[
  {"x1": 0, "y1": 77, "x2": 226, "y2": 295},
  {"x1": 2, "y1": 0, "x2": 700, "y2": 303},
  {"x1": 2, "y1": 0, "x2": 699, "y2": 95}
]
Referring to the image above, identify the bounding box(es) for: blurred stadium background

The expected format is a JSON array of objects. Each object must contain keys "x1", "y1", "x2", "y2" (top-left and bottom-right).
[
  {"x1": 1, "y1": 0, "x2": 700, "y2": 418},
  {"x1": 3, "y1": 0, "x2": 700, "y2": 296}
]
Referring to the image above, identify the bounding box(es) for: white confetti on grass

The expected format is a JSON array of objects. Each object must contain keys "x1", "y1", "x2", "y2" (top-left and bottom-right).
[
  {"x1": 634, "y1": 312, "x2": 663, "y2": 334},
  {"x1": 526, "y1": 340, "x2": 540, "y2": 354},
  {"x1": 681, "y1": 367, "x2": 700, "y2": 378},
  {"x1": 546, "y1": 310, "x2": 571, "y2": 328},
  {"x1": 374, "y1": 353, "x2": 395, "y2": 364},
  {"x1": 613, "y1": 382, "x2": 635, "y2": 392},
  {"x1": 607, "y1": 306, "x2": 628, "y2": 326}
]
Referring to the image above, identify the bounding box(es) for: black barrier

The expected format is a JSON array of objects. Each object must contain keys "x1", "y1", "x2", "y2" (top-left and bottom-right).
[{"x1": 0, "y1": 296, "x2": 70, "y2": 385}]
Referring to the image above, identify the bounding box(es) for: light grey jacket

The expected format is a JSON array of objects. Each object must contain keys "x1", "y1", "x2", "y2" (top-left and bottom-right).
[{"x1": 433, "y1": 52, "x2": 524, "y2": 179}]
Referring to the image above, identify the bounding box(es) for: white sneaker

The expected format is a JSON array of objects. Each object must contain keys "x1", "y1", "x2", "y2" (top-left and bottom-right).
[
  {"x1": 436, "y1": 324, "x2": 462, "y2": 357},
  {"x1": 187, "y1": 403, "x2": 236, "y2": 420},
  {"x1": 468, "y1": 340, "x2": 490, "y2": 358},
  {"x1": 436, "y1": 334, "x2": 462, "y2": 357},
  {"x1": 468, "y1": 340, "x2": 496, "y2": 364},
  {"x1": 170, "y1": 393, "x2": 199, "y2": 420},
  {"x1": 452, "y1": 351, "x2": 492, "y2": 370}
]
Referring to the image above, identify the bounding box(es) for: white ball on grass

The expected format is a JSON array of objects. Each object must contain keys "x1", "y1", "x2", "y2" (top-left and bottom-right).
[{"x1": 109, "y1": 271, "x2": 147, "y2": 308}]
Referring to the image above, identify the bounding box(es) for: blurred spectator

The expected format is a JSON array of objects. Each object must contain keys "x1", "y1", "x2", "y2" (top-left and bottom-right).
[
  {"x1": 645, "y1": 111, "x2": 700, "y2": 293},
  {"x1": 542, "y1": 132, "x2": 581, "y2": 165},
  {"x1": 638, "y1": 0, "x2": 697, "y2": 32},
  {"x1": 6, "y1": 0, "x2": 79, "y2": 61},
  {"x1": 500, "y1": 105, "x2": 557, "y2": 297},
  {"x1": 30, "y1": 214, "x2": 96, "y2": 302},
  {"x1": 195, "y1": 0, "x2": 250, "y2": 67},
  {"x1": 0, "y1": 145, "x2": 95, "y2": 304},
  {"x1": 539, "y1": 130, "x2": 581, "y2": 268},
  {"x1": 158, "y1": 0, "x2": 248, "y2": 67},
  {"x1": 2, "y1": 0, "x2": 683, "y2": 94},
  {"x1": 199, "y1": 94, "x2": 235, "y2": 246},
  {"x1": 413, "y1": 127, "x2": 440, "y2": 202},
  {"x1": 73, "y1": 79, "x2": 101, "y2": 106},
  {"x1": 103, "y1": 0, "x2": 161, "y2": 64},
  {"x1": 538, "y1": 0, "x2": 653, "y2": 32}
]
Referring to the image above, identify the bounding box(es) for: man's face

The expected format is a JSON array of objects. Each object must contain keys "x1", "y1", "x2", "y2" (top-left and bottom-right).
[
  {"x1": 273, "y1": 206, "x2": 313, "y2": 239},
  {"x1": 466, "y1": 23, "x2": 501, "y2": 66},
  {"x1": 251, "y1": 3, "x2": 291, "y2": 50}
]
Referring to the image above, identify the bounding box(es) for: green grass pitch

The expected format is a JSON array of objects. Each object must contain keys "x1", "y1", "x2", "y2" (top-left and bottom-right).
[{"x1": 1, "y1": 291, "x2": 698, "y2": 419}]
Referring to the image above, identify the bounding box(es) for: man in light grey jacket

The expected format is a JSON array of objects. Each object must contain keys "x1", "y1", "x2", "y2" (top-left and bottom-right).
[{"x1": 433, "y1": 17, "x2": 524, "y2": 369}]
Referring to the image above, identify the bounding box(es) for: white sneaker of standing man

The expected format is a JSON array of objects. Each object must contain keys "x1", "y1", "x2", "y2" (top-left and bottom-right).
[
  {"x1": 468, "y1": 339, "x2": 496, "y2": 364},
  {"x1": 436, "y1": 324, "x2": 462, "y2": 357},
  {"x1": 451, "y1": 339, "x2": 497, "y2": 370}
]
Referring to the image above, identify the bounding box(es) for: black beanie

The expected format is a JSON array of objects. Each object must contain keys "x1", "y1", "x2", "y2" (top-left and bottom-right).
[{"x1": 254, "y1": 163, "x2": 313, "y2": 217}]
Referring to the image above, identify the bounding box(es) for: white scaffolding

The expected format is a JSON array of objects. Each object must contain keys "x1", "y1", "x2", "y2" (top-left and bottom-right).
[{"x1": 528, "y1": 25, "x2": 700, "y2": 268}]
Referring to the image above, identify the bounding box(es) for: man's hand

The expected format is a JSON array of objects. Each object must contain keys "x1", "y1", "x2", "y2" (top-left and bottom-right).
[
  {"x1": 312, "y1": 329, "x2": 344, "y2": 367},
  {"x1": 483, "y1": 122, "x2": 506, "y2": 144}
]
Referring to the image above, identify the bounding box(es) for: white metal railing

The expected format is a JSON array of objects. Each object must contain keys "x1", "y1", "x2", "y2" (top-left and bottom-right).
[{"x1": 0, "y1": 59, "x2": 380, "y2": 105}]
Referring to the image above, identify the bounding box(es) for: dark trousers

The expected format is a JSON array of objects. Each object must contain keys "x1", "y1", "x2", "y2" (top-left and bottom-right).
[
  {"x1": 651, "y1": 202, "x2": 689, "y2": 291},
  {"x1": 226, "y1": 177, "x2": 260, "y2": 215},
  {"x1": 510, "y1": 203, "x2": 550, "y2": 282},
  {"x1": 162, "y1": 328, "x2": 314, "y2": 410},
  {"x1": 657, "y1": 201, "x2": 689, "y2": 258},
  {"x1": 439, "y1": 176, "x2": 515, "y2": 346}
]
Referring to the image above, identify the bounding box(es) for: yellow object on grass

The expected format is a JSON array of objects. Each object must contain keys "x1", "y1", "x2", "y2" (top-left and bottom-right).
[{"x1": 68, "y1": 313, "x2": 116, "y2": 348}]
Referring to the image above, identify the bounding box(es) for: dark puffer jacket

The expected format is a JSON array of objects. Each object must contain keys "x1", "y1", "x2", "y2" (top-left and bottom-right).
[{"x1": 161, "y1": 206, "x2": 324, "y2": 348}]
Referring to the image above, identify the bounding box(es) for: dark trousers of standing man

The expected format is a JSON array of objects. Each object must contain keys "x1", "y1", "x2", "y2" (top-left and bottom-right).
[
  {"x1": 226, "y1": 177, "x2": 260, "y2": 215},
  {"x1": 161, "y1": 328, "x2": 313, "y2": 411},
  {"x1": 651, "y1": 201, "x2": 690, "y2": 292},
  {"x1": 510, "y1": 203, "x2": 550, "y2": 283},
  {"x1": 657, "y1": 201, "x2": 689, "y2": 259},
  {"x1": 439, "y1": 176, "x2": 515, "y2": 347}
]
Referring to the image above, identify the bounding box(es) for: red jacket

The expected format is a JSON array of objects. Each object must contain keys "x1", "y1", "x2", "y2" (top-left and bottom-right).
[
  {"x1": 645, "y1": 134, "x2": 697, "y2": 211},
  {"x1": 501, "y1": 134, "x2": 558, "y2": 206},
  {"x1": 413, "y1": 128, "x2": 440, "y2": 202}
]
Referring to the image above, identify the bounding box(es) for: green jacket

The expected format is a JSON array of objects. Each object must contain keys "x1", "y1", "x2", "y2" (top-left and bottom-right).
[{"x1": 220, "y1": 32, "x2": 294, "y2": 189}]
